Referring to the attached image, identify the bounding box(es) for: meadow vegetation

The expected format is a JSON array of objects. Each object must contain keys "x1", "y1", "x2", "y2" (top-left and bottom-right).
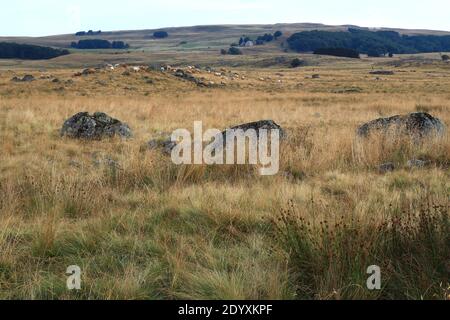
[{"x1": 0, "y1": 57, "x2": 449, "y2": 300}]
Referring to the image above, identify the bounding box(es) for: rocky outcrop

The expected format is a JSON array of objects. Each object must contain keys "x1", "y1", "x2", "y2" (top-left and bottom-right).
[
  {"x1": 223, "y1": 120, "x2": 286, "y2": 139},
  {"x1": 11, "y1": 75, "x2": 35, "y2": 82},
  {"x1": 357, "y1": 112, "x2": 445, "y2": 138},
  {"x1": 61, "y1": 112, "x2": 132, "y2": 139}
]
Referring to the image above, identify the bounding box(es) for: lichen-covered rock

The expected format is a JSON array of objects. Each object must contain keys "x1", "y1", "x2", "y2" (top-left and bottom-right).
[
  {"x1": 378, "y1": 162, "x2": 395, "y2": 173},
  {"x1": 407, "y1": 159, "x2": 428, "y2": 169},
  {"x1": 61, "y1": 112, "x2": 132, "y2": 139},
  {"x1": 148, "y1": 138, "x2": 177, "y2": 154},
  {"x1": 11, "y1": 75, "x2": 35, "y2": 82},
  {"x1": 224, "y1": 120, "x2": 286, "y2": 139},
  {"x1": 357, "y1": 112, "x2": 445, "y2": 138}
]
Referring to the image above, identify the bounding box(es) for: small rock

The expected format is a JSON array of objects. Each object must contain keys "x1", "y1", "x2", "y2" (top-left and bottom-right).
[
  {"x1": 378, "y1": 162, "x2": 395, "y2": 173},
  {"x1": 370, "y1": 70, "x2": 394, "y2": 75},
  {"x1": 407, "y1": 159, "x2": 428, "y2": 169},
  {"x1": 11, "y1": 75, "x2": 35, "y2": 82},
  {"x1": 148, "y1": 138, "x2": 177, "y2": 155}
]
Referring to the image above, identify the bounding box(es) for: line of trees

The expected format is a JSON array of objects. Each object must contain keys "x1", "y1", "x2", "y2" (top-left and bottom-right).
[
  {"x1": 237, "y1": 31, "x2": 283, "y2": 46},
  {"x1": 75, "y1": 30, "x2": 102, "y2": 36},
  {"x1": 0, "y1": 42, "x2": 70, "y2": 60},
  {"x1": 153, "y1": 31, "x2": 169, "y2": 39},
  {"x1": 313, "y1": 47, "x2": 360, "y2": 59},
  {"x1": 287, "y1": 29, "x2": 450, "y2": 56},
  {"x1": 70, "y1": 39, "x2": 130, "y2": 49}
]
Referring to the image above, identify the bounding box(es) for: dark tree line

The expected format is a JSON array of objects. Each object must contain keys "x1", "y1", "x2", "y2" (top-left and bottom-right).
[
  {"x1": 153, "y1": 31, "x2": 169, "y2": 39},
  {"x1": 287, "y1": 29, "x2": 450, "y2": 56},
  {"x1": 75, "y1": 30, "x2": 102, "y2": 36},
  {"x1": 0, "y1": 42, "x2": 70, "y2": 60},
  {"x1": 237, "y1": 31, "x2": 283, "y2": 46},
  {"x1": 313, "y1": 47, "x2": 360, "y2": 58},
  {"x1": 71, "y1": 39, "x2": 130, "y2": 49}
]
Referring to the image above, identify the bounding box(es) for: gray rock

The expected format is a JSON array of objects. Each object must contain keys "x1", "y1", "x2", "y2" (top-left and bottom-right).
[
  {"x1": 378, "y1": 162, "x2": 395, "y2": 173},
  {"x1": 225, "y1": 120, "x2": 286, "y2": 139},
  {"x1": 11, "y1": 75, "x2": 35, "y2": 82},
  {"x1": 61, "y1": 112, "x2": 132, "y2": 140},
  {"x1": 357, "y1": 112, "x2": 445, "y2": 139},
  {"x1": 370, "y1": 70, "x2": 394, "y2": 75},
  {"x1": 148, "y1": 138, "x2": 177, "y2": 155},
  {"x1": 407, "y1": 159, "x2": 428, "y2": 169},
  {"x1": 148, "y1": 120, "x2": 285, "y2": 155}
]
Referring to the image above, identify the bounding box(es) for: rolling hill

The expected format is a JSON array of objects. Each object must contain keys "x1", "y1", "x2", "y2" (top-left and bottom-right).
[{"x1": 1, "y1": 23, "x2": 449, "y2": 69}]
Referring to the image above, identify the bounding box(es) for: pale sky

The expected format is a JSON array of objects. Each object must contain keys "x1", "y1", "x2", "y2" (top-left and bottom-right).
[{"x1": 2, "y1": 0, "x2": 450, "y2": 37}]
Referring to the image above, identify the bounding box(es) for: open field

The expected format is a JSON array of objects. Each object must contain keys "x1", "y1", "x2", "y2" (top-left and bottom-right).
[{"x1": 0, "y1": 52, "x2": 449, "y2": 299}]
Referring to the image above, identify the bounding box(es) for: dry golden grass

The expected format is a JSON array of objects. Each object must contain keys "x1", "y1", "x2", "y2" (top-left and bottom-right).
[{"x1": 0, "y1": 59, "x2": 449, "y2": 299}]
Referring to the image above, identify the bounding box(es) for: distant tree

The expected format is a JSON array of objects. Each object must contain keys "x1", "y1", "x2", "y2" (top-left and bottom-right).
[
  {"x1": 230, "y1": 43, "x2": 238, "y2": 47},
  {"x1": 220, "y1": 49, "x2": 227, "y2": 55},
  {"x1": 255, "y1": 40, "x2": 264, "y2": 45},
  {"x1": 228, "y1": 47, "x2": 242, "y2": 55},
  {"x1": 71, "y1": 39, "x2": 129, "y2": 49},
  {"x1": 442, "y1": 54, "x2": 450, "y2": 61},
  {"x1": 112, "y1": 41, "x2": 129, "y2": 49},
  {"x1": 388, "y1": 52, "x2": 394, "y2": 58},
  {"x1": 257, "y1": 33, "x2": 274, "y2": 42},
  {"x1": 367, "y1": 49, "x2": 384, "y2": 57},
  {"x1": 290, "y1": 58, "x2": 303, "y2": 68},
  {"x1": 274, "y1": 31, "x2": 283, "y2": 39},
  {"x1": 75, "y1": 30, "x2": 101, "y2": 36},
  {"x1": 153, "y1": 31, "x2": 169, "y2": 39}
]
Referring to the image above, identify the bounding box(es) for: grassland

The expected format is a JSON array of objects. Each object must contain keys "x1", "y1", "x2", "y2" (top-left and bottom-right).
[{"x1": 0, "y1": 53, "x2": 449, "y2": 299}]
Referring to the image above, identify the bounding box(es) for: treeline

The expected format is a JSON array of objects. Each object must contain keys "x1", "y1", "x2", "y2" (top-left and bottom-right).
[
  {"x1": 153, "y1": 31, "x2": 169, "y2": 39},
  {"x1": 237, "y1": 31, "x2": 283, "y2": 46},
  {"x1": 287, "y1": 29, "x2": 450, "y2": 56},
  {"x1": 313, "y1": 47, "x2": 360, "y2": 58},
  {"x1": 0, "y1": 42, "x2": 70, "y2": 60},
  {"x1": 70, "y1": 39, "x2": 130, "y2": 49},
  {"x1": 75, "y1": 30, "x2": 102, "y2": 36}
]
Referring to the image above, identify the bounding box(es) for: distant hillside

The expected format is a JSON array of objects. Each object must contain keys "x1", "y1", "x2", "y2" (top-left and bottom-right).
[
  {"x1": 287, "y1": 29, "x2": 450, "y2": 56},
  {"x1": 1, "y1": 23, "x2": 449, "y2": 53}
]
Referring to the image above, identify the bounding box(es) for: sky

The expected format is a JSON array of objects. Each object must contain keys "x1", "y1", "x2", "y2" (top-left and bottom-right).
[{"x1": 2, "y1": 0, "x2": 450, "y2": 37}]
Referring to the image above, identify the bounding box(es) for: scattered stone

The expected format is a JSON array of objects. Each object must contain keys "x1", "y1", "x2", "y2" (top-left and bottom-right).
[
  {"x1": 61, "y1": 112, "x2": 132, "y2": 140},
  {"x1": 148, "y1": 138, "x2": 177, "y2": 154},
  {"x1": 11, "y1": 75, "x2": 35, "y2": 82},
  {"x1": 52, "y1": 78, "x2": 60, "y2": 83},
  {"x1": 224, "y1": 120, "x2": 286, "y2": 139},
  {"x1": 69, "y1": 160, "x2": 82, "y2": 168},
  {"x1": 378, "y1": 162, "x2": 395, "y2": 173},
  {"x1": 357, "y1": 112, "x2": 445, "y2": 139},
  {"x1": 407, "y1": 159, "x2": 428, "y2": 169},
  {"x1": 370, "y1": 70, "x2": 394, "y2": 75},
  {"x1": 122, "y1": 71, "x2": 131, "y2": 76},
  {"x1": 312, "y1": 74, "x2": 320, "y2": 79}
]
